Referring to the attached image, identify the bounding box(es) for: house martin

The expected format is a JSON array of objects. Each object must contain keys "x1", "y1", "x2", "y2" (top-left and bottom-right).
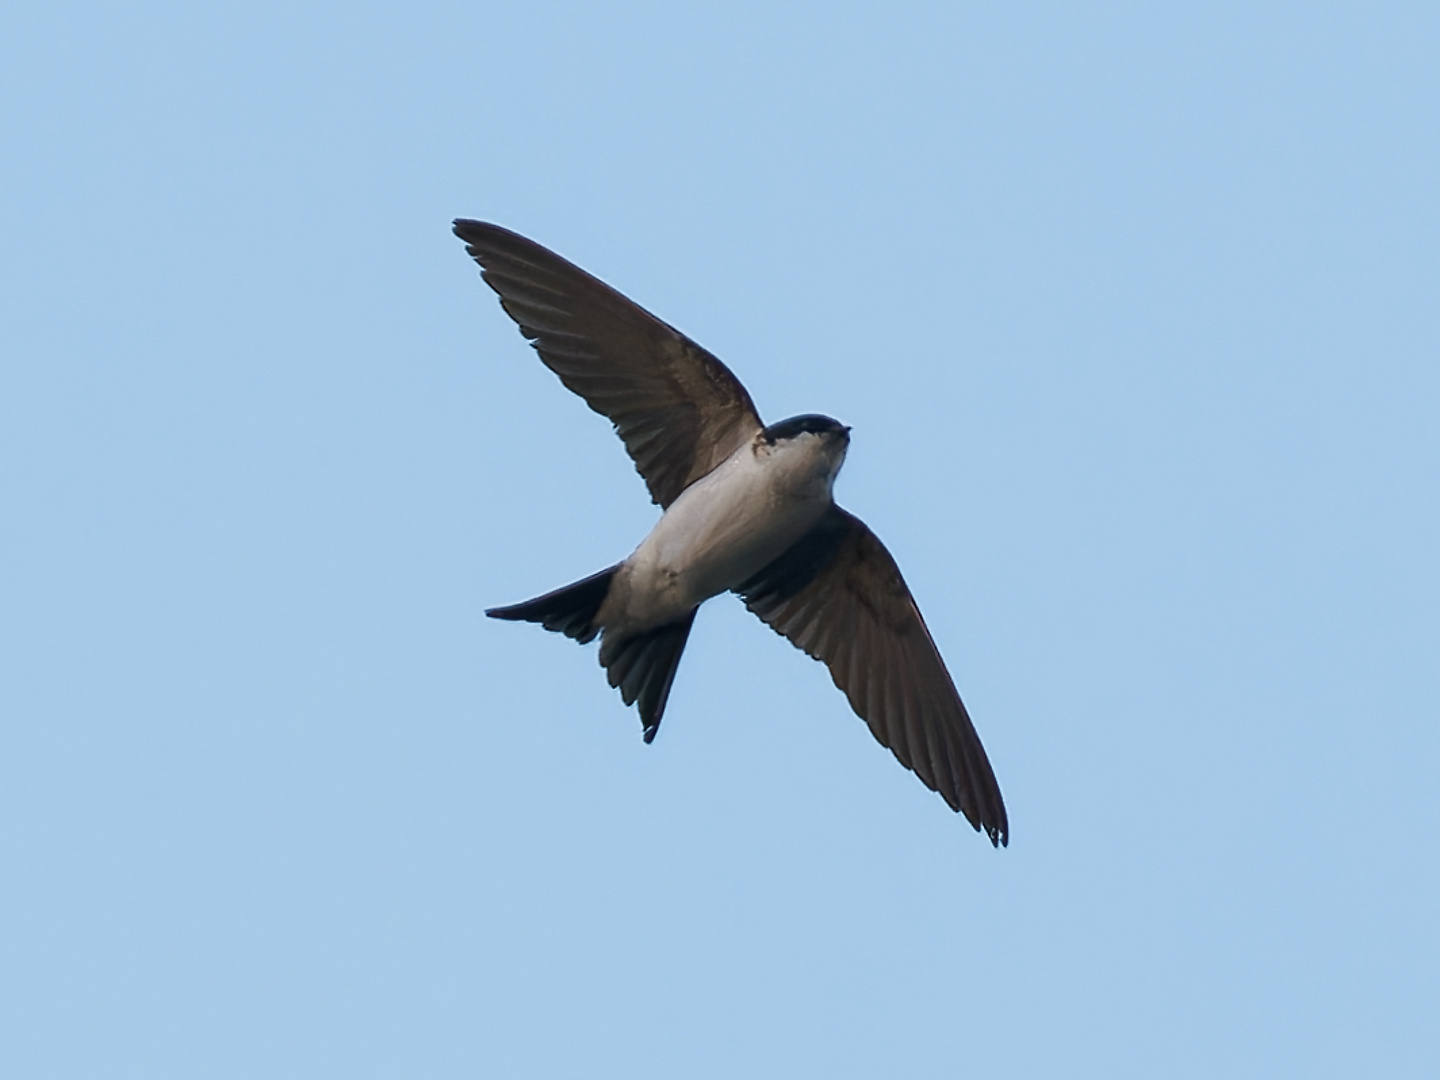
[{"x1": 456, "y1": 220, "x2": 1008, "y2": 846}]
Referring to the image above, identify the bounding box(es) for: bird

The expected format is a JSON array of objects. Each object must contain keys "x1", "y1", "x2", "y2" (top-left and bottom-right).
[{"x1": 455, "y1": 220, "x2": 1008, "y2": 847}]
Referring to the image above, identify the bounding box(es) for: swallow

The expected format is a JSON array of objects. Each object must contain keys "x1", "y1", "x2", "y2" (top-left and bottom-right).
[{"x1": 456, "y1": 220, "x2": 1008, "y2": 846}]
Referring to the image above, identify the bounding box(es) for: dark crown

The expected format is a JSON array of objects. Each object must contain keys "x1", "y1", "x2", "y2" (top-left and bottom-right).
[{"x1": 762, "y1": 414, "x2": 850, "y2": 444}]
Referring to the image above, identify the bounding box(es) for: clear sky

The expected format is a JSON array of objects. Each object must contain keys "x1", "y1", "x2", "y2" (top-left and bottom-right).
[{"x1": 2, "y1": 2, "x2": 1436, "y2": 1077}]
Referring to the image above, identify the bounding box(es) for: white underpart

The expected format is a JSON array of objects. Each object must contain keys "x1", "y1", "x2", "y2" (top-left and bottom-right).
[{"x1": 597, "y1": 430, "x2": 847, "y2": 633}]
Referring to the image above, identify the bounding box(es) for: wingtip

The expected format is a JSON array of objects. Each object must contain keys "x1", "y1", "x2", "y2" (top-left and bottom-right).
[
  {"x1": 980, "y1": 812, "x2": 1008, "y2": 848},
  {"x1": 452, "y1": 218, "x2": 490, "y2": 244},
  {"x1": 966, "y1": 807, "x2": 1008, "y2": 849}
]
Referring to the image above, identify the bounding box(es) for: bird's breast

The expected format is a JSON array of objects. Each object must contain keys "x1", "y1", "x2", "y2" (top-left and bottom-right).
[{"x1": 605, "y1": 439, "x2": 833, "y2": 629}]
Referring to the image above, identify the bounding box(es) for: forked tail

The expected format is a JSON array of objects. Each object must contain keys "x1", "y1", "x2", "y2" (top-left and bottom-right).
[
  {"x1": 599, "y1": 612, "x2": 697, "y2": 743},
  {"x1": 488, "y1": 568, "x2": 696, "y2": 741},
  {"x1": 486, "y1": 566, "x2": 618, "y2": 644}
]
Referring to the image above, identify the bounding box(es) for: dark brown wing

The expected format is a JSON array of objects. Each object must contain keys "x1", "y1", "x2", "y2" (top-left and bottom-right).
[
  {"x1": 736, "y1": 506, "x2": 1009, "y2": 846},
  {"x1": 454, "y1": 220, "x2": 763, "y2": 508}
]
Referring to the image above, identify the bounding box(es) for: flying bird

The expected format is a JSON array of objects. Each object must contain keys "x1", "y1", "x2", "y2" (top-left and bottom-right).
[{"x1": 456, "y1": 220, "x2": 1008, "y2": 847}]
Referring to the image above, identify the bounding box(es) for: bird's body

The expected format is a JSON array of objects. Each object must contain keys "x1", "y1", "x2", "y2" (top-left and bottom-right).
[
  {"x1": 456, "y1": 220, "x2": 1010, "y2": 847},
  {"x1": 601, "y1": 422, "x2": 845, "y2": 633}
]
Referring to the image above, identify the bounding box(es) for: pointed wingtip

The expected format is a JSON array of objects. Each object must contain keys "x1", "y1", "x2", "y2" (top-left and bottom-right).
[
  {"x1": 642, "y1": 724, "x2": 659, "y2": 744},
  {"x1": 966, "y1": 807, "x2": 1008, "y2": 849},
  {"x1": 453, "y1": 218, "x2": 491, "y2": 247},
  {"x1": 970, "y1": 811, "x2": 1007, "y2": 849}
]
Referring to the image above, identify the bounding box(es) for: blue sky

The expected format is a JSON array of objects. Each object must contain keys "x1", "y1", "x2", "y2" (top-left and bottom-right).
[{"x1": 2, "y1": 2, "x2": 1436, "y2": 1076}]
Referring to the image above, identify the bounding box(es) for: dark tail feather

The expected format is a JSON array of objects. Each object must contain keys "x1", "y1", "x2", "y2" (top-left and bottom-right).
[
  {"x1": 486, "y1": 566, "x2": 618, "y2": 645},
  {"x1": 599, "y1": 611, "x2": 697, "y2": 743}
]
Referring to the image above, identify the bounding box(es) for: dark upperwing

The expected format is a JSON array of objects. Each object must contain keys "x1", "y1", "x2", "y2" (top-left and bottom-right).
[
  {"x1": 454, "y1": 220, "x2": 763, "y2": 508},
  {"x1": 737, "y1": 506, "x2": 1009, "y2": 847}
]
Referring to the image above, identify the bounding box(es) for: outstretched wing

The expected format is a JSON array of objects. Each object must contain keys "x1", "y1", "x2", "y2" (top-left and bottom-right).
[
  {"x1": 454, "y1": 220, "x2": 763, "y2": 508},
  {"x1": 736, "y1": 506, "x2": 1009, "y2": 846}
]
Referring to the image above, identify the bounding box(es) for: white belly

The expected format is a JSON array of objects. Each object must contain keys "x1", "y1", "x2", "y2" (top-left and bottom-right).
[{"x1": 599, "y1": 435, "x2": 836, "y2": 631}]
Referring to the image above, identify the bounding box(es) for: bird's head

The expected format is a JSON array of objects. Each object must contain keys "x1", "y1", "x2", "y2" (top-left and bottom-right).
[
  {"x1": 758, "y1": 414, "x2": 851, "y2": 493},
  {"x1": 762, "y1": 413, "x2": 850, "y2": 445}
]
